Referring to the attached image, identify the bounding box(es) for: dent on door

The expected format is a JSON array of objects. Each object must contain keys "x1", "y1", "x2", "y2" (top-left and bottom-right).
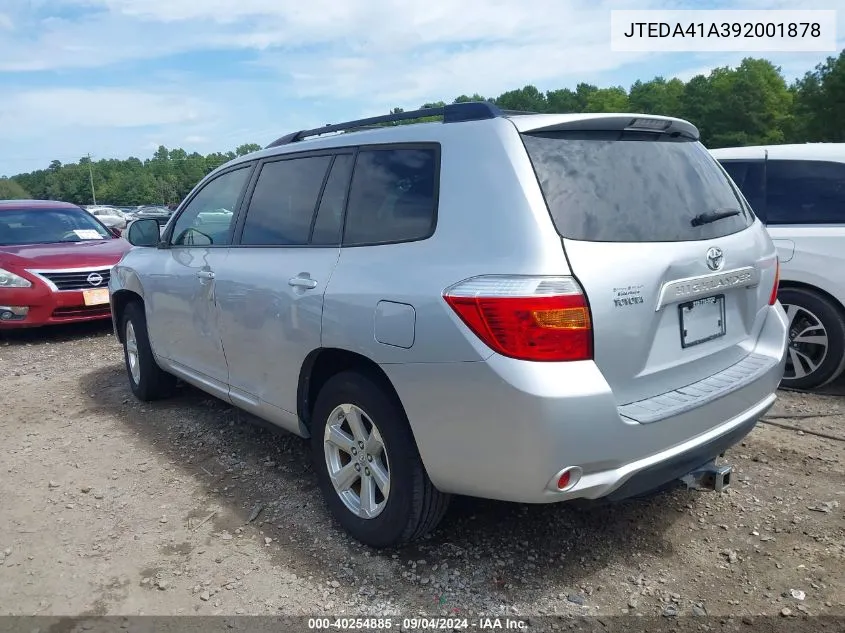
[{"x1": 170, "y1": 247, "x2": 219, "y2": 341}]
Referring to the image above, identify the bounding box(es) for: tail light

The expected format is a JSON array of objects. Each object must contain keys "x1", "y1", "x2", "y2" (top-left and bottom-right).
[
  {"x1": 443, "y1": 276, "x2": 592, "y2": 362},
  {"x1": 769, "y1": 259, "x2": 780, "y2": 306}
]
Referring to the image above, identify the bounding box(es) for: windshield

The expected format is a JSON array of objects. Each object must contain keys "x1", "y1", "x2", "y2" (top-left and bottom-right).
[
  {"x1": 0, "y1": 208, "x2": 113, "y2": 246},
  {"x1": 521, "y1": 130, "x2": 754, "y2": 242}
]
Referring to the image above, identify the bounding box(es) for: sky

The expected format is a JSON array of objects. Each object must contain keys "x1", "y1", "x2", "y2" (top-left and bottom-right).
[{"x1": 0, "y1": 0, "x2": 842, "y2": 177}]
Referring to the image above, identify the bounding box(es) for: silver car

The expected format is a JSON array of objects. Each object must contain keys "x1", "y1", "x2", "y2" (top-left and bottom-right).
[
  {"x1": 111, "y1": 103, "x2": 788, "y2": 548},
  {"x1": 711, "y1": 144, "x2": 845, "y2": 390},
  {"x1": 86, "y1": 206, "x2": 127, "y2": 230}
]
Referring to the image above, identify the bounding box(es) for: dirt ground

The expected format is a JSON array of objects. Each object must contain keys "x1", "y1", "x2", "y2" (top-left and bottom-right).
[{"x1": 0, "y1": 321, "x2": 843, "y2": 623}]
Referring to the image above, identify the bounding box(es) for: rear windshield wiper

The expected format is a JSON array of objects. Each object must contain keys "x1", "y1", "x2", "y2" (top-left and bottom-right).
[{"x1": 690, "y1": 208, "x2": 741, "y2": 227}]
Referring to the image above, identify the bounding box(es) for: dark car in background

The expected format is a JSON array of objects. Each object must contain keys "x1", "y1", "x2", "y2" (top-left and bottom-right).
[
  {"x1": 129, "y1": 206, "x2": 174, "y2": 235},
  {"x1": 133, "y1": 206, "x2": 173, "y2": 224}
]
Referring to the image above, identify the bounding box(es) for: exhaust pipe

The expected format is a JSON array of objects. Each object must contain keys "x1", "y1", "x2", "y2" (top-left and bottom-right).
[{"x1": 681, "y1": 460, "x2": 732, "y2": 492}]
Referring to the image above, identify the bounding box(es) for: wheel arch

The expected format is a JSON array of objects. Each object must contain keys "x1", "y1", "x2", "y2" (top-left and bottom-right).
[
  {"x1": 111, "y1": 289, "x2": 144, "y2": 343},
  {"x1": 297, "y1": 348, "x2": 408, "y2": 435},
  {"x1": 777, "y1": 279, "x2": 845, "y2": 318},
  {"x1": 777, "y1": 279, "x2": 845, "y2": 388}
]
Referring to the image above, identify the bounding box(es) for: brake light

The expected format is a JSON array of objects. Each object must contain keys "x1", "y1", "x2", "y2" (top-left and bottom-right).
[
  {"x1": 628, "y1": 117, "x2": 671, "y2": 131},
  {"x1": 443, "y1": 276, "x2": 592, "y2": 362},
  {"x1": 769, "y1": 259, "x2": 780, "y2": 306}
]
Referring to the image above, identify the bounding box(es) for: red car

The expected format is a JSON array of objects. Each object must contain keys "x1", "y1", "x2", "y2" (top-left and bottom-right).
[{"x1": 0, "y1": 200, "x2": 131, "y2": 328}]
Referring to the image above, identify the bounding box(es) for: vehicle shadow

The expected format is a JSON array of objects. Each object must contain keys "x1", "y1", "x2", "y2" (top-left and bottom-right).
[
  {"x1": 803, "y1": 371, "x2": 845, "y2": 396},
  {"x1": 0, "y1": 320, "x2": 114, "y2": 346},
  {"x1": 80, "y1": 362, "x2": 690, "y2": 612}
]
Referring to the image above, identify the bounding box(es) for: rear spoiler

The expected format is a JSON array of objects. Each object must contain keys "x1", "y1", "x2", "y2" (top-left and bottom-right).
[{"x1": 510, "y1": 114, "x2": 699, "y2": 141}]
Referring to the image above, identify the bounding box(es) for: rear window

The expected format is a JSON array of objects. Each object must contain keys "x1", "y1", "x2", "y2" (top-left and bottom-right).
[
  {"x1": 522, "y1": 131, "x2": 754, "y2": 242},
  {"x1": 343, "y1": 147, "x2": 438, "y2": 246},
  {"x1": 241, "y1": 156, "x2": 332, "y2": 246},
  {"x1": 720, "y1": 160, "x2": 766, "y2": 215},
  {"x1": 766, "y1": 159, "x2": 845, "y2": 225}
]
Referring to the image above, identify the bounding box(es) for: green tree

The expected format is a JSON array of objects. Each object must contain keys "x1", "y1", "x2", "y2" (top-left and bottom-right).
[
  {"x1": 9, "y1": 52, "x2": 845, "y2": 204},
  {"x1": 791, "y1": 50, "x2": 845, "y2": 142},
  {"x1": 235, "y1": 143, "x2": 262, "y2": 156},
  {"x1": 495, "y1": 85, "x2": 548, "y2": 112},
  {"x1": 0, "y1": 178, "x2": 29, "y2": 199},
  {"x1": 545, "y1": 88, "x2": 580, "y2": 113},
  {"x1": 628, "y1": 77, "x2": 684, "y2": 115},
  {"x1": 678, "y1": 59, "x2": 793, "y2": 147},
  {"x1": 584, "y1": 86, "x2": 629, "y2": 113},
  {"x1": 709, "y1": 59, "x2": 791, "y2": 147},
  {"x1": 453, "y1": 94, "x2": 489, "y2": 104}
]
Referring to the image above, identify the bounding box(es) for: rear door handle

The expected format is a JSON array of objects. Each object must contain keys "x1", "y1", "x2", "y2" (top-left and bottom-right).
[
  {"x1": 196, "y1": 270, "x2": 215, "y2": 280},
  {"x1": 288, "y1": 276, "x2": 317, "y2": 289}
]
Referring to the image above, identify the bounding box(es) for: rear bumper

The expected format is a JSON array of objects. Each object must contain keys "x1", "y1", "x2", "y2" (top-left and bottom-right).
[
  {"x1": 583, "y1": 395, "x2": 770, "y2": 502},
  {"x1": 603, "y1": 406, "x2": 760, "y2": 501},
  {"x1": 382, "y1": 304, "x2": 787, "y2": 503},
  {"x1": 0, "y1": 286, "x2": 111, "y2": 329}
]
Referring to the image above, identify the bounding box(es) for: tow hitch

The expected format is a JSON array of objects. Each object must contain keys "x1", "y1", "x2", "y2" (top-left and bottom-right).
[{"x1": 681, "y1": 460, "x2": 732, "y2": 492}]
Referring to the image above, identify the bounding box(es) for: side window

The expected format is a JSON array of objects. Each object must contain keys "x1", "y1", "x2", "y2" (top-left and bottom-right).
[
  {"x1": 766, "y1": 160, "x2": 845, "y2": 225},
  {"x1": 311, "y1": 154, "x2": 354, "y2": 246},
  {"x1": 241, "y1": 156, "x2": 332, "y2": 246},
  {"x1": 720, "y1": 160, "x2": 766, "y2": 219},
  {"x1": 171, "y1": 166, "x2": 251, "y2": 246},
  {"x1": 343, "y1": 147, "x2": 438, "y2": 246}
]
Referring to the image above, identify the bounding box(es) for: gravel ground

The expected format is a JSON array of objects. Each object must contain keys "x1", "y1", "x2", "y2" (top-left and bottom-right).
[{"x1": 0, "y1": 321, "x2": 843, "y2": 623}]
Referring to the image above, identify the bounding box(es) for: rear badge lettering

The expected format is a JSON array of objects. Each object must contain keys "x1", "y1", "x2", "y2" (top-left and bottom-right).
[
  {"x1": 673, "y1": 270, "x2": 753, "y2": 299},
  {"x1": 613, "y1": 284, "x2": 644, "y2": 308},
  {"x1": 655, "y1": 266, "x2": 759, "y2": 311}
]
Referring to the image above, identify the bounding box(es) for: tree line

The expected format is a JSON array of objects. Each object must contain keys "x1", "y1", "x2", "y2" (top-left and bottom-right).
[{"x1": 2, "y1": 51, "x2": 843, "y2": 206}]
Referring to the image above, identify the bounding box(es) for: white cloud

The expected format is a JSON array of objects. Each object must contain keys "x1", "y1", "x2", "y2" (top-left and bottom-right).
[
  {"x1": 285, "y1": 44, "x2": 653, "y2": 106},
  {"x1": 0, "y1": 0, "x2": 655, "y2": 73},
  {"x1": 1, "y1": 0, "x2": 842, "y2": 175},
  {"x1": 0, "y1": 88, "x2": 211, "y2": 134},
  {"x1": 3, "y1": 0, "x2": 839, "y2": 103}
]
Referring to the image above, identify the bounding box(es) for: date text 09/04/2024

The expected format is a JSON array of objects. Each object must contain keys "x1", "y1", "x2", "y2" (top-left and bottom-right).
[{"x1": 308, "y1": 617, "x2": 528, "y2": 630}]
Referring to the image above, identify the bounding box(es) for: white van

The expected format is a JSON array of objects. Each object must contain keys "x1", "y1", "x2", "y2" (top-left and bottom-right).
[{"x1": 711, "y1": 144, "x2": 845, "y2": 390}]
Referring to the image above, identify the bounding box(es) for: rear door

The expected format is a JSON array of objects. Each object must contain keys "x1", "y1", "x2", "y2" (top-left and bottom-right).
[
  {"x1": 518, "y1": 119, "x2": 778, "y2": 406},
  {"x1": 214, "y1": 151, "x2": 352, "y2": 420}
]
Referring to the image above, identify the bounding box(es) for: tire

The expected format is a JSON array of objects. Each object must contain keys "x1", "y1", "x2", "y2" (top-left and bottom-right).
[
  {"x1": 311, "y1": 370, "x2": 450, "y2": 548},
  {"x1": 778, "y1": 287, "x2": 845, "y2": 390},
  {"x1": 121, "y1": 301, "x2": 177, "y2": 401}
]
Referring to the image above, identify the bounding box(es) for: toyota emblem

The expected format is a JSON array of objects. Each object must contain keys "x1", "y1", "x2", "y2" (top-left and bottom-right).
[
  {"x1": 705, "y1": 247, "x2": 724, "y2": 271},
  {"x1": 87, "y1": 272, "x2": 104, "y2": 286}
]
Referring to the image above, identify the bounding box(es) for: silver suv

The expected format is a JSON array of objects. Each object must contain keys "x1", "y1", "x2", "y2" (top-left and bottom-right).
[
  {"x1": 711, "y1": 144, "x2": 845, "y2": 390},
  {"x1": 111, "y1": 103, "x2": 788, "y2": 548}
]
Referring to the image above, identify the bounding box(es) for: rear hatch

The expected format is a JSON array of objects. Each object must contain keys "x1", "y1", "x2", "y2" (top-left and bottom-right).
[{"x1": 516, "y1": 115, "x2": 777, "y2": 407}]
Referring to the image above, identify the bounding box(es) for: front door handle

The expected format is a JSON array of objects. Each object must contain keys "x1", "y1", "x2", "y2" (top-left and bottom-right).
[
  {"x1": 196, "y1": 270, "x2": 215, "y2": 280},
  {"x1": 288, "y1": 276, "x2": 317, "y2": 289}
]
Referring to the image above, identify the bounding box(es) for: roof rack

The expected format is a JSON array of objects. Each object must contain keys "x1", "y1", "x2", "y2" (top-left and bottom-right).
[{"x1": 265, "y1": 101, "x2": 512, "y2": 148}]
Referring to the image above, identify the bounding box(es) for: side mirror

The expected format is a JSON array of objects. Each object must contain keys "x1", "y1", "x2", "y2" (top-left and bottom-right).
[
  {"x1": 109, "y1": 227, "x2": 122, "y2": 238},
  {"x1": 126, "y1": 218, "x2": 161, "y2": 247}
]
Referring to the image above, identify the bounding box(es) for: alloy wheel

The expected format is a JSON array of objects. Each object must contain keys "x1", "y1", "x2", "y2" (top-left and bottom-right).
[
  {"x1": 323, "y1": 403, "x2": 391, "y2": 519},
  {"x1": 125, "y1": 320, "x2": 141, "y2": 385},
  {"x1": 782, "y1": 303, "x2": 829, "y2": 382}
]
